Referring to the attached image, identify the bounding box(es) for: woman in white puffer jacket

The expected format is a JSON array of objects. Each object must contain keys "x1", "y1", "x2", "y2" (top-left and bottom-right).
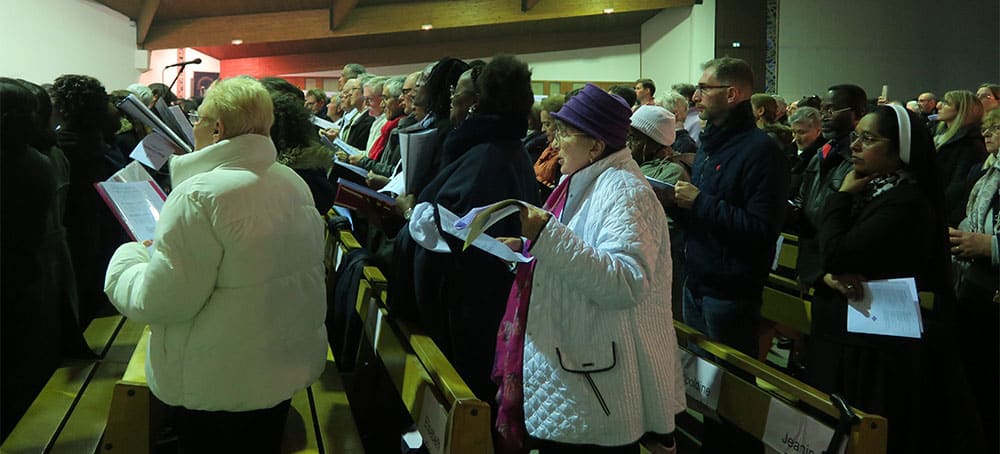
[
  {"x1": 104, "y1": 77, "x2": 327, "y2": 453},
  {"x1": 493, "y1": 83, "x2": 685, "y2": 454}
]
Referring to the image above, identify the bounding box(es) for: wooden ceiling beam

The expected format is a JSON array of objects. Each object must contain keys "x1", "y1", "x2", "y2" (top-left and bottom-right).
[
  {"x1": 145, "y1": 0, "x2": 690, "y2": 49},
  {"x1": 135, "y1": 0, "x2": 161, "y2": 46},
  {"x1": 329, "y1": 0, "x2": 359, "y2": 30},
  {"x1": 218, "y1": 27, "x2": 639, "y2": 79}
]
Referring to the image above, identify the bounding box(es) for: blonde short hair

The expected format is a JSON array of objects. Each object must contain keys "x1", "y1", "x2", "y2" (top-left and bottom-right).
[{"x1": 199, "y1": 76, "x2": 274, "y2": 138}]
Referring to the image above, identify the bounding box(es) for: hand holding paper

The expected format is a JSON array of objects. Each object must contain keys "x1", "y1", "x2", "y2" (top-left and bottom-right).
[{"x1": 454, "y1": 199, "x2": 550, "y2": 251}]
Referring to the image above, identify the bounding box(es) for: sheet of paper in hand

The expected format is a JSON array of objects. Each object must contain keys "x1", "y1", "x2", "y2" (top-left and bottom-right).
[
  {"x1": 846, "y1": 277, "x2": 923, "y2": 339},
  {"x1": 436, "y1": 204, "x2": 532, "y2": 263},
  {"x1": 453, "y1": 199, "x2": 533, "y2": 251},
  {"x1": 646, "y1": 176, "x2": 675, "y2": 206}
]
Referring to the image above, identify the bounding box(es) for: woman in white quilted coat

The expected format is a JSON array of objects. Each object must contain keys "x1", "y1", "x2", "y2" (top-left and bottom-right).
[
  {"x1": 493, "y1": 83, "x2": 685, "y2": 454},
  {"x1": 104, "y1": 77, "x2": 328, "y2": 453}
]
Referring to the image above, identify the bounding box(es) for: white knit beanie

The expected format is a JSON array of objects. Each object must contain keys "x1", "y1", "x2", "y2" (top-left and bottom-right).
[{"x1": 630, "y1": 105, "x2": 676, "y2": 147}]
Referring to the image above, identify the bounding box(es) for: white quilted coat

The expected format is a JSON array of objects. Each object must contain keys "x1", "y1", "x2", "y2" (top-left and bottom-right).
[
  {"x1": 104, "y1": 134, "x2": 328, "y2": 411},
  {"x1": 523, "y1": 148, "x2": 686, "y2": 445}
]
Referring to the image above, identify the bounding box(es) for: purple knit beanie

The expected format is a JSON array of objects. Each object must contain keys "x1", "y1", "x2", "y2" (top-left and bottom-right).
[{"x1": 550, "y1": 83, "x2": 631, "y2": 151}]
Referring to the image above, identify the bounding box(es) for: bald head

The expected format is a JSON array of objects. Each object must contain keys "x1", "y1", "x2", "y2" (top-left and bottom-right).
[
  {"x1": 917, "y1": 92, "x2": 937, "y2": 114},
  {"x1": 402, "y1": 71, "x2": 420, "y2": 115}
]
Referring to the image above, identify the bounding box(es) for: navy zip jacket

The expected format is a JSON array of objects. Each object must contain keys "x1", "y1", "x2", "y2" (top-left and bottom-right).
[{"x1": 678, "y1": 101, "x2": 789, "y2": 300}]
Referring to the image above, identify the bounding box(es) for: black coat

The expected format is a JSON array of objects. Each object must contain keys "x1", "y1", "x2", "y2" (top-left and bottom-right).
[
  {"x1": 675, "y1": 101, "x2": 789, "y2": 300},
  {"x1": 796, "y1": 135, "x2": 853, "y2": 286},
  {"x1": 935, "y1": 125, "x2": 987, "y2": 227},
  {"x1": 344, "y1": 112, "x2": 375, "y2": 153},
  {"x1": 393, "y1": 113, "x2": 538, "y2": 402},
  {"x1": 1, "y1": 144, "x2": 61, "y2": 437},
  {"x1": 810, "y1": 183, "x2": 980, "y2": 453}
]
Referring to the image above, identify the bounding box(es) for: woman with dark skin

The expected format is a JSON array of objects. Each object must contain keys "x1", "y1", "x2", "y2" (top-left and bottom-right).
[
  {"x1": 402, "y1": 55, "x2": 539, "y2": 411},
  {"x1": 810, "y1": 104, "x2": 985, "y2": 453}
]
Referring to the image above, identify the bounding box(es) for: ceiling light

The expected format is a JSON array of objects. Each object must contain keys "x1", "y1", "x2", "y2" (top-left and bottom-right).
[
  {"x1": 603, "y1": 8, "x2": 615, "y2": 14},
  {"x1": 231, "y1": 39, "x2": 244, "y2": 45},
  {"x1": 421, "y1": 24, "x2": 433, "y2": 31},
  {"x1": 731, "y1": 41, "x2": 741, "y2": 48}
]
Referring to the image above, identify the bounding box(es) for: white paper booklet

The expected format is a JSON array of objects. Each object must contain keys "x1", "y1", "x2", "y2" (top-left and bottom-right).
[{"x1": 846, "y1": 277, "x2": 923, "y2": 339}]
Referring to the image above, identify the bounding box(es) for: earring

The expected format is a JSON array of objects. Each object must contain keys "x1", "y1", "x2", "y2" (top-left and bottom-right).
[{"x1": 468, "y1": 104, "x2": 478, "y2": 114}]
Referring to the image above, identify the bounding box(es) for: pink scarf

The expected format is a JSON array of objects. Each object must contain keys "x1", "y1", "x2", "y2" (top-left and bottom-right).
[{"x1": 492, "y1": 176, "x2": 570, "y2": 453}]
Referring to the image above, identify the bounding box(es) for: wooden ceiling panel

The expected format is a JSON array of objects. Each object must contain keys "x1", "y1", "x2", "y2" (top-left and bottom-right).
[
  {"x1": 194, "y1": 10, "x2": 657, "y2": 60},
  {"x1": 219, "y1": 26, "x2": 640, "y2": 79},
  {"x1": 94, "y1": 0, "x2": 692, "y2": 75}
]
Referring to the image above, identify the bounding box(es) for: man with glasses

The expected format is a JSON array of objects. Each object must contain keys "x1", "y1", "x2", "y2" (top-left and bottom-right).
[
  {"x1": 338, "y1": 75, "x2": 376, "y2": 152},
  {"x1": 363, "y1": 76, "x2": 388, "y2": 153},
  {"x1": 917, "y1": 91, "x2": 938, "y2": 130},
  {"x1": 669, "y1": 57, "x2": 787, "y2": 454},
  {"x1": 671, "y1": 57, "x2": 787, "y2": 356},
  {"x1": 796, "y1": 84, "x2": 867, "y2": 291}
]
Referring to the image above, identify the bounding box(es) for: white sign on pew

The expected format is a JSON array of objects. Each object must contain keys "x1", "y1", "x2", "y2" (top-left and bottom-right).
[
  {"x1": 417, "y1": 388, "x2": 449, "y2": 454},
  {"x1": 762, "y1": 398, "x2": 837, "y2": 454},
  {"x1": 679, "y1": 349, "x2": 723, "y2": 414}
]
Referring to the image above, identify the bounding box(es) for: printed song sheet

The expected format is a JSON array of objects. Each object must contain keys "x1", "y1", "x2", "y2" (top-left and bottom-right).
[
  {"x1": 96, "y1": 181, "x2": 166, "y2": 244},
  {"x1": 846, "y1": 277, "x2": 922, "y2": 339}
]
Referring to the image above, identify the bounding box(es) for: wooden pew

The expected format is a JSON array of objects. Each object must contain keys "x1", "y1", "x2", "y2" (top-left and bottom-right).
[
  {"x1": 100, "y1": 331, "x2": 364, "y2": 454},
  {"x1": 0, "y1": 315, "x2": 139, "y2": 454},
  {"x1": 675, "y1": 321, "x2": 889, "y2": 453},
  {"x1": 336, "y1": 230, "x2": 493, "y2": 454}
]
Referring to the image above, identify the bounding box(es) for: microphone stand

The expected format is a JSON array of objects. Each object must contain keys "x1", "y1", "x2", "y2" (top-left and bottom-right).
[{"x1": 164, "y1": 63, "x2": 191, "y2": 101}]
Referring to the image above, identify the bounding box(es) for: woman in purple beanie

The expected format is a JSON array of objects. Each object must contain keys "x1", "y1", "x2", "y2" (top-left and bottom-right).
[{"x1": 492, "y1": 83, "x2": 684, "y2": 453}]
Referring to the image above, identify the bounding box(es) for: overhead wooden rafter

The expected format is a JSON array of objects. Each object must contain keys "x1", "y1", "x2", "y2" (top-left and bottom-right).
[
  {"x1": 135, "y1": 0, "x2": 161, "y2": 46},
  {"x1": 329, "y1": 0, "x2": 359, "y2": 30},
  {"x1": 143, "y1": 0, "x2": 690, "y2": 50}
]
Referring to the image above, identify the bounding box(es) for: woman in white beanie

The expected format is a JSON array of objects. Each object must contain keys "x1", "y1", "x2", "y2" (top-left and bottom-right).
[
  {"x1": 628, "y1": 105, "x2": 690, "y2": 186},
  {"x1": 628, "y1": 104, "x2": 690, "y2": 320}
]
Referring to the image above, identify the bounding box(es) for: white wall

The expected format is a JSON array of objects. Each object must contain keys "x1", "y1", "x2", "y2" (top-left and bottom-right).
[
  {"x1": 282, "y1": 44, "x2": 641, "y2": 83},
  {"x1": 778, "y1": 0, "x2": 1000, "y2": 102},
  {"x1": 2, "y1": 0, "x2": 141, "y2": 90},
  {"x1": 519, "y1": 44, "x2": 640, "y2": 81},
  {"x1": 641, "y1": 0, "x2": 717, "y2": 90},
  {"x1": 139, "y1": 49, "x2": 222, "y2": 99}
]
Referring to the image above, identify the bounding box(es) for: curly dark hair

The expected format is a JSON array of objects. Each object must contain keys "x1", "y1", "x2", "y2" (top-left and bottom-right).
[
  {"x1": 52, "y1": 74, "x2": 107, "y2": 130},
  {"x1": 475, "y1": 55, "x2": 533, "y2": 119},
  {"x1": 261, "y1": 77, "x2": 306, "y2": 103},
  {"x1": 269, "y1": 92, "x2": 315, "y2": 152},
  {"x1": 421, "y1": 57, "x2": 470, "y2": 118}
]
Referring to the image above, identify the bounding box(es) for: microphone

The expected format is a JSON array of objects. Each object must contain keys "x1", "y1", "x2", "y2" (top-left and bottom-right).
[{"x1": 165, "y1": 58, "x2": 202, "y2": 69}]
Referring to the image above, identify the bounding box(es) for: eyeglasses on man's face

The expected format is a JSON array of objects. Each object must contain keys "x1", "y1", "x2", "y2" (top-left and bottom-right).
[
  {"x1": 820, "y1": 106, "x2": 852, "y2": 118},
  {"x1": 982, "y1": 125, "x2": 1000, "y2": 136},
  {"x1": 695, "y1": 83, "x2": 730, "y2": 93},
  {"x1": 978, "y1": 93, "x2": 997, "y2": 101}
]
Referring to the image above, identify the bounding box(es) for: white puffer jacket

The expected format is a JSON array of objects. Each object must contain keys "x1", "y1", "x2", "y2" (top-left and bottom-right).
[
  {"x1": 105, "y1": 134, "x2": 328, "y2": 411},
  {"x1": 523, "y1": 148, "x2": 686, "y2": 445}
]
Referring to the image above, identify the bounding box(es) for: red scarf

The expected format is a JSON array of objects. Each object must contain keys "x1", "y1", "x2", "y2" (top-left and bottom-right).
[{"x1": 368, "y1": 115, "x2": 403, "y2": 161}]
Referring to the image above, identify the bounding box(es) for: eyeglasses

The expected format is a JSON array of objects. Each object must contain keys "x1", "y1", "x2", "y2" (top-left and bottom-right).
[
  {"x1": 982, "y1": 126, "x2": 1000, "y2": 136},
  {"x1": 978, "y1": 93, "x2": 997, "y2": 101},
  {"x1": 449, "y1": 87, "x2": 476, "y2": 101},
  {"x1": 695, "y1": 83, "x2": 731, "y2": 93},
  {"x1": 401, "y1": 87, "x2": 414, "y2": 96},
  {"x1": 187, "y1": 112, "x2": 201, "y2": 125},
  {"x1": 820, "y1": 106, "x2": 852, "y2": 118},
  {"x1": 554, "y1": 128, "x2": 590, "y2": 141},
  {"x1": 850, "y1": 131, "x2": 889, "y2": 147}
]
